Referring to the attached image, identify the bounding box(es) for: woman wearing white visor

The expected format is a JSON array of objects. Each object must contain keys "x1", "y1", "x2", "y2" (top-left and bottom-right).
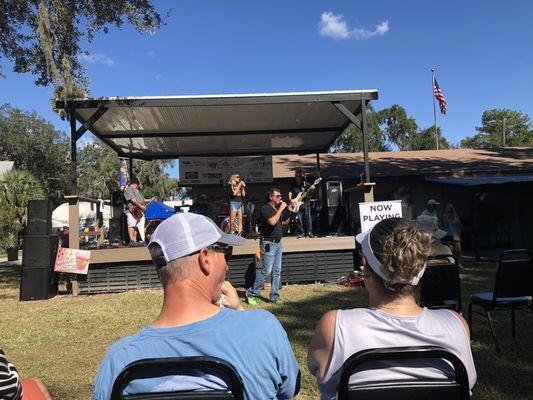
[{"x1": 307, "y1": 217, "x2": 476, "y2": 399}]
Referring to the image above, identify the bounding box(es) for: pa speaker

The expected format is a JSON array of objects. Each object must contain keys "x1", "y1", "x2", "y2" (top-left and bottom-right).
[
  {"x1": 20, "y1": 235, "x2": 59, "y2": 301},
  {"x1": 22, "y1": 235, "x2": 59, "y2": 269},
  {"x1": 20, "y1": 267, "x2": 58, "y2": 301},
  {"x1": 326, "y1": 181, "x2": 343, "y2": 207},
  {"x1": 26, "y1": 200, "x2": 52, "y2": 236}
]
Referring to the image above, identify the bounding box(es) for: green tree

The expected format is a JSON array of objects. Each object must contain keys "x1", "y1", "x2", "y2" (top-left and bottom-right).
[
  {"x1": 0, "y1": 170, "x2": 45, "y2": 251},
  {"x1": 0, "y1": 103, "x2": 70, "y2": 202},
  {"x1": 0, "y1": 0, "x2": 162, "y2": 102},
  {"x1": 410, "y1": 126, "x2": 454, "y2": 151},
  {"x1": 379, "y1": 105, "x2": 419, "y2": 150},
  {"x1": 461, "y1": 109, "x2": 532, "y2": 148},
  {"x1": 135, "y1": 160, "x2": 178, "y2": 199},
  {"x1": 77, "y1": 142, "x2": 120, "y2": 199},
  {"x1": 332, "y1": 105, "x2": 390, "y2": 152}
]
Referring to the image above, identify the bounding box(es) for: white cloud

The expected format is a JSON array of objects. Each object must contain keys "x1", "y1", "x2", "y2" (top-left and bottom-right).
[
  {"x1": 319, "y1": 12, "x2": 350, "y2": 39},
  {"x1": 146, "y1": 51, "x2": 156, "y2": 58},
  {"x1": 79, "y1": 53, "x2": 115, "y2": 66},
  {"x1": 319, "y1": 12, "x2": 389, "y2": 40}
]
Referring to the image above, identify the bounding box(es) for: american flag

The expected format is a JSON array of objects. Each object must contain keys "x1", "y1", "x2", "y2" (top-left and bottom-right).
[{"x1": 433, "y1": 77, "x2": 447, "y2": 115}]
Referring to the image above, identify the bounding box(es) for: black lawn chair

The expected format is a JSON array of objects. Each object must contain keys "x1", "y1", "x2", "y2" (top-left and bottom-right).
[
  {"x1": 110, "y1": 356, "x2": 244, "y2": 400},
  {"x1": 337, "y1": 346, "x2": 470, "y2": 400},
  {"x1": 468, "y1": 249, "x2": 533, "y2": 352},
  {"x1": 419, "y1": 255, "x2": 462, "y2": 312}
]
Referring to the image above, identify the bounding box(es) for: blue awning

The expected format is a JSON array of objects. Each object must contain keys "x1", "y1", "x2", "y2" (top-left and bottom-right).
[
  {"x1": 427, "y1": 175, "x2": 533, "y2": 186},
  {"x1": 145, "y1": 201, "x2": 175, "y2": 220}
]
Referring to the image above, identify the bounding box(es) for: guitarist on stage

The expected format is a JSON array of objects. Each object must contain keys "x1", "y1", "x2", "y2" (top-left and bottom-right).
[
  {"x1": 289, "y1": 169, "x2": 315, "y2": 238},
  {"x1": 124, "y1": 176, "x2": 149, "y2": 246}
]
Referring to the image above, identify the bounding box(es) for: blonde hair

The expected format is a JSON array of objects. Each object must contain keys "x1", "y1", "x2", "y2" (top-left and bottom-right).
[
  {"x1": 228, "y1": 173, "x2": 239, "y2": 186},
  {"x1": 369, "y1": 218, "x2": 431, "y2": 294}
]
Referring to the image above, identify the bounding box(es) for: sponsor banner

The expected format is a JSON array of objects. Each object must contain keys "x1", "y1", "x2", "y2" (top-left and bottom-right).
[
  {"x1": 54, "y1": 247, "x2": 91, "y2": 275},
  {"x1": 179, "y1": 156, "x2": 273, "y2": 185}
]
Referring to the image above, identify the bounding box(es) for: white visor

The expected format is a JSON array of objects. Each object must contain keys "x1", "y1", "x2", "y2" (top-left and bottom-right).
[{"x1": 356, "y1": 227, "x2": 426, "y2": 286}]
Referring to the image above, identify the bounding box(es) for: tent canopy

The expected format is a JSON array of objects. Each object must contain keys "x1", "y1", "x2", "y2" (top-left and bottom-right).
[
  {"x1": 57, "y1": 90, "x2": 378, "y2": 160},
  {"x1": 145, "y1": 201, "x2": 175, "y2": 220}
]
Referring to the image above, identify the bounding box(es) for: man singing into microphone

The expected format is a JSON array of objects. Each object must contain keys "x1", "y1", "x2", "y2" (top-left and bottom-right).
[{"x1": 246, "y1": 188, "x2": 290, "y2": 306}]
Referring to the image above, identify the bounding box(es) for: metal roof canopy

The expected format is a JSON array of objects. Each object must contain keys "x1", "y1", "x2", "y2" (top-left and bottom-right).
[{"x1": 56, "y1": 89, "x2": 378, "y2": 193}]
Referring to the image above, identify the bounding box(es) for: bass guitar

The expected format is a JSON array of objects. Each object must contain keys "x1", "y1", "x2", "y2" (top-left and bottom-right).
[
  {"x1": 289, "y1": 178, "x2": 322, "y2": 213},
  {"x1": 132, "y1": 196, "x2": 158, "y2": 221}
]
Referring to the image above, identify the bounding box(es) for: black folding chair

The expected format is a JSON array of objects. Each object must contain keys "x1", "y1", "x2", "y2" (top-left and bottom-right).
[
  {"x1": 468, "y1": 249, "x2": 533, "y2": 352},
  {"x1": 337, "y1": 346, "x2": 470, "y2": 400},
  {"x1": 419, "y1": 255, "x2": 462, "y2": 312},
  {"x1": 110, "y1": 356, "x2": 244, "y2": 400}
]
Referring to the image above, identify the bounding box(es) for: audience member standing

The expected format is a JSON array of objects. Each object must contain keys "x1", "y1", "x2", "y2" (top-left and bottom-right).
[
  {"x1": 420, "y1": 199, "x2": 440, "y2": 224},
  {"x1": 442, "y1": 203, "x2": 463, "y2": 266},
  {"x1": 307, "y1": 218, "x2": 476, "y2": 399}
]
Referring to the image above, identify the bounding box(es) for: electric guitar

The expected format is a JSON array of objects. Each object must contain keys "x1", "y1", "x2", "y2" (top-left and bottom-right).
[
  {"x1": 132, "y1": 196, "x2": 158, "y2": 221},
  {"x1": 289, "y1": 178, "x2": 322, "y2": 213}
]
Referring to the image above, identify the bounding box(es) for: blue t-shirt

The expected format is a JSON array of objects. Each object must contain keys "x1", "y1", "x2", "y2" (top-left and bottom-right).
[{"x1": 93, "y1": 308, "x2": 300, "y2": 400}]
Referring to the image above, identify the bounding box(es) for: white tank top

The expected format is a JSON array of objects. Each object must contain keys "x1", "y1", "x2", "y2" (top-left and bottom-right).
[{"x1": 318, "y1": 307, "x2": 477, "y2": 400}]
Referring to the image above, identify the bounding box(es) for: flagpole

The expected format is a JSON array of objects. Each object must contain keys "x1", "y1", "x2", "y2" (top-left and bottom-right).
[{"x1": 431, "y1": 68, "x2": 439, "y2": 150}]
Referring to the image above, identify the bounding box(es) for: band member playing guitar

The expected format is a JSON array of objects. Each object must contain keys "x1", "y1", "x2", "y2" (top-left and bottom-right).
[
  {"x1": 288, "y1": 170, "x2": 320, "y2": 238},
  {"x1": 228, "y1": 173, "x2": 246, "y2": 235},
  {"x1": 123, "y1": 176, "x2": 156, "y2": 246}
]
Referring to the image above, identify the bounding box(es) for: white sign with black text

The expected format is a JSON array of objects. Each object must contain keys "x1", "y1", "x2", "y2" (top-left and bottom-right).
[{"x1": 359, "y1": 200, "x2": 403, "y2": 233}]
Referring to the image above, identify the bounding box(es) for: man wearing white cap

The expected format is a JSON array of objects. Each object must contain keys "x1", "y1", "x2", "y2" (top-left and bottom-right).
[
  {"x1": 93, "y1": 212, "x2": 300, "y2": 400},
  {"x1": 420, "y1": 199, "x2": 440, "y2": 223}
]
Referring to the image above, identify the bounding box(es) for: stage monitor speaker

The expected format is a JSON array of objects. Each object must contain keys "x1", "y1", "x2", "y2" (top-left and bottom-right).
[
  {"x1": 22, "y1": 234, "x2": 59, "y2": 269},
  {"x1": 326, "y1": 181, "x2": 343, "y2": 207},
  {"x1": 20, "y1": 235, "x2": 59, "y2": 301},
  {"x1": 26, "y1": 200, "x2": 52, "y2": 236}
]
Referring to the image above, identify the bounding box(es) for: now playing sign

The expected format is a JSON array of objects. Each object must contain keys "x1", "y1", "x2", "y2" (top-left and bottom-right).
[{"x1": 359, "y1": 200, "x2": 402, "y2": 233}]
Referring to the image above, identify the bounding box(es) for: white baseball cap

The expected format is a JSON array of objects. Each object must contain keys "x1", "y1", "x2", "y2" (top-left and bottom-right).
[
  {"x1": 427, "y1": 199, "x2": 440, "y2": 205},
  {"x1": 149, "y1": 212, "x2": 245, "y2": 265}
]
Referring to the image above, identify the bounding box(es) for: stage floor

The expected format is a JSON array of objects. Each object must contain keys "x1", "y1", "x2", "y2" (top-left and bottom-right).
[{"x1": 89, "y1": 235, "x2": 356, "y2": 264}]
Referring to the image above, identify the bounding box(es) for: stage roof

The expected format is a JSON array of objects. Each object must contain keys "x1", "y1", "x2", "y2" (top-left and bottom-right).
[{"x1": 56, "y1": 90, "x2": 378, "y2": 160}]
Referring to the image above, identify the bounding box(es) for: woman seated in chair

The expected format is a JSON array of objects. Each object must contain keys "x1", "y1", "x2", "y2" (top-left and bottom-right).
[{"x1": 307, "y1": 218, "x2": 477, "y2": 399}]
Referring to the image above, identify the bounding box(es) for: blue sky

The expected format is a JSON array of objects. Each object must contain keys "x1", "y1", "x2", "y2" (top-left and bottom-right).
[{"x1": 1, "y1": 1, "x2": 532, "y2": 178}]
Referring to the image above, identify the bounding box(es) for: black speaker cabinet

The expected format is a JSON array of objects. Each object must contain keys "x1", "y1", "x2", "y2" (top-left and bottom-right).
[
  {"x1": 22, "y1": 234, "x2": 59, "y2": 268},
  {"x1": 26, "y1": 200, "x2": 52, "y2": 236},
  {"x1": 320, "y1": 206, "x2": 346, "y2": 235},
  {"x1": 326, "y1": 181, "x2": 343, "y2": 207},
  {"x1": 20, "y1": 267, "x2": 58, "y2": 301},
  {"x1": 109, "y1": 216, "x2": 124, "y2": 242},
  {"x1": 20, "y1": 235, "x2": 59, "y2": 301}
]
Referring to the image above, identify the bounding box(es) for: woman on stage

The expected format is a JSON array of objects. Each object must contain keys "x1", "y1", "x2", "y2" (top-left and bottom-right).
[{"x1": 228, "y1": 173, "x2": 246, "y2": 235}]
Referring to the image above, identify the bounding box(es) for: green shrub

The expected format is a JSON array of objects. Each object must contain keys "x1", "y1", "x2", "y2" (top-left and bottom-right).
[{"x1": 0, "y1": 169, "x2": 45, "y2": 251}]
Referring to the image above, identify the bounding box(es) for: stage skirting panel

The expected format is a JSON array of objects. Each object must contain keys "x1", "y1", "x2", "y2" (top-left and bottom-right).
[{"x1": 78, "y1": 250, "x2": 355, "y2": 295}]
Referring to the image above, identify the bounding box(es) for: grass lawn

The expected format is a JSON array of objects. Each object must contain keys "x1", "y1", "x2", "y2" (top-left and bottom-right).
[{"x1": 1, "y1": 261, "x2": 532, "y2": 399}]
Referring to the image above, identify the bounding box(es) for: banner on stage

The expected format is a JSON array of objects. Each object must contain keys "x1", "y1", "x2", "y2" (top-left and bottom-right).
[
  {"x1": 179, "y1": 156, "x2": 273, "y2": 184},
  {"x1": 54, "y1": 247, "x2": 91, "y2": 275},
  {"x1": 359, "y1": 200, "x2": 402, "y2": 233}
]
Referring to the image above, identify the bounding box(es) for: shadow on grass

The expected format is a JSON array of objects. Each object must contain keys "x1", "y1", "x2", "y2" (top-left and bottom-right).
[{"x1": 0, "y1": 263, "x2": 20, "y2": 293}]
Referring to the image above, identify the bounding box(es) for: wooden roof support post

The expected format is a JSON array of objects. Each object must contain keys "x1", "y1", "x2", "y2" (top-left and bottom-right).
[{"x1": 332, "y1": 96, "x2": 375, "y2": 202}]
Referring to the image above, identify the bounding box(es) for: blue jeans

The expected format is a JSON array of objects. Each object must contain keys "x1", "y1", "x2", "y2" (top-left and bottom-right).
[{"x1": 247, "y1": 240, "x2": 282, "y2": 301}]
